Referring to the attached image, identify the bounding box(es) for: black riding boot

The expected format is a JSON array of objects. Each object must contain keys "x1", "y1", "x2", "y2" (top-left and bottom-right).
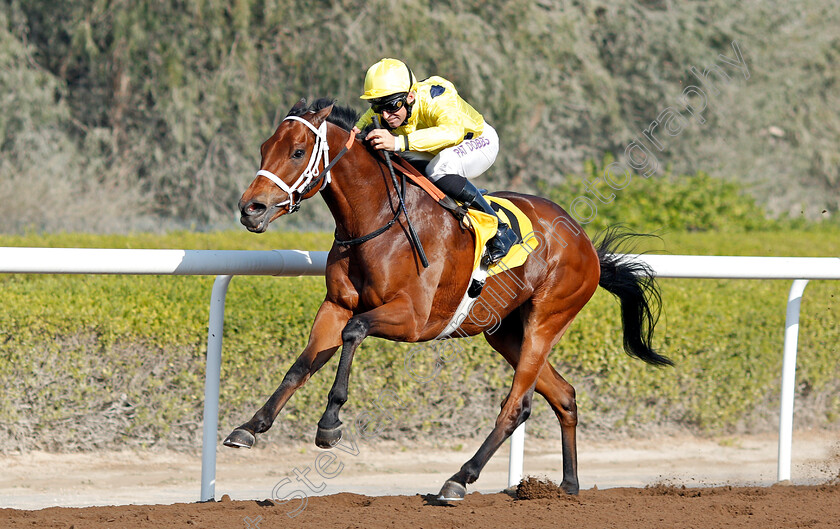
[{"x1": 434, "y1": 174, "x2": 519, "y2": 265}]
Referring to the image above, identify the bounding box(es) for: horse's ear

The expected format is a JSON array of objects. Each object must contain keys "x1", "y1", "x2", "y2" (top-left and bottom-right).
[
  {"x1": 311, "y1": 104, "x2": 334, "y2": 127},
  {"x1": 286, "y1": 98, "x2": 307, "y2": 116}
]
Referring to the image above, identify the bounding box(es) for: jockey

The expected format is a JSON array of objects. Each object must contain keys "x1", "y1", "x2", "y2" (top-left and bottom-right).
[{"x1": 353, "y1": 58, "x2": 518, "y2": 266}]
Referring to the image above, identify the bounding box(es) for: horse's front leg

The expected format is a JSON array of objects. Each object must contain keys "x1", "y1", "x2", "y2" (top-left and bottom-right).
[
  {"x1": 224, "y1": 300, "x2": 351, "y2": 449},
  {"x1": 315, "y1": 297, "x2": 420, "y2": 448}
]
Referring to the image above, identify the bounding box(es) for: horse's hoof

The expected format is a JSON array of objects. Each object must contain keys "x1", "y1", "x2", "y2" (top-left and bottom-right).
[
  {"x1": 315, "y1": 426, "x2": 342, "y2": 449},
  {"x1": 223, "y1": 428, "x2": 256, "y2": 449},
  {"x1": 560, "y1": 479, "x2": 579, "y2": 495},
  {"x1": 437, "y1": 480, "x2": 467, "y2": 501}
]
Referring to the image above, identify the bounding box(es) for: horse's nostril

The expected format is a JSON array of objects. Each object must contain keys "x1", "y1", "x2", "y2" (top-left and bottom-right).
[{"x1": 243, "y1": 201, "x2": 267, "y2": 215}]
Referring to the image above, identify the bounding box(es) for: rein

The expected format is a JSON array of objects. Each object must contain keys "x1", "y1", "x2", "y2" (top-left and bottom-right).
[
  {"x1": 334, "y1": 116, "x2": 429, "y2": 268},
  {"x1": 333, "y1": 206, "x2": 402, "y2": 246},
  {"x1": 256, "y1": 112, "x2": 429, "y2": 268},
  {"x1": 331, "y1": 156, "x2": 418, "y2": 250}
]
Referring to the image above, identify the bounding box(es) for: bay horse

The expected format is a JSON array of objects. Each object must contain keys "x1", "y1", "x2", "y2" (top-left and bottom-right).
[{"x1": 227, "y1": 98, "x2": 671, "y2": 500}]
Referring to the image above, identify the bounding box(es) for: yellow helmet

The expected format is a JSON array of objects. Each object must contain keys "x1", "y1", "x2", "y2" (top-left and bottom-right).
[{"x1": 360, "y1": 58, "x2": 416, "y2": 100}]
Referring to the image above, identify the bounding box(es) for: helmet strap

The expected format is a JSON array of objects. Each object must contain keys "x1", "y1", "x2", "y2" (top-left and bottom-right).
[
  {"x1": 398, "y1": 62, "x2": 416, "y2": 128},
  {"x1": 402, "y1": 98, "x2": 415, "y2": 126}
]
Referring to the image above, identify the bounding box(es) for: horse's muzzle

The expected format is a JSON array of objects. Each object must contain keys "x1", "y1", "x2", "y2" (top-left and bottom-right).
[{"x1": 239, "y1": 199, "x2": 272, "y2": 233}]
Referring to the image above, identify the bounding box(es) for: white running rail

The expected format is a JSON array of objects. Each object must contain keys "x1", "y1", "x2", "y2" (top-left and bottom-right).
[{"x1": 1, "y1": 249, "x2": 838, "y2": 498}]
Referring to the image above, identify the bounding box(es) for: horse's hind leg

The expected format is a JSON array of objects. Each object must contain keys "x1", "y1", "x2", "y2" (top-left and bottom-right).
[
  {"x1": 439, "y1": 307, "x2": 578, "y2": 500},
  {"x1": 223, "y1": 301, "x2": 350, "y2": 449},
  {"x1": 485, "y1": 316, "x2": 579, "y2": 493},
  {"x1": 535, "y1": 364, "x2": 579, "y2": 493}
]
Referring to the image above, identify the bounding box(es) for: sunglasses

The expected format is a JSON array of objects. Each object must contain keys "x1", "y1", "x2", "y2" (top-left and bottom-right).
[{"x1": 371, "y1": 96, "x2": 406, "y2": 114}]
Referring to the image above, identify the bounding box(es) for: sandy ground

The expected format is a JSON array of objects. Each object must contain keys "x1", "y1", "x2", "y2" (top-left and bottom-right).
[{"x1": 1, "y1": 429, "x2": 838, "y2": 510}]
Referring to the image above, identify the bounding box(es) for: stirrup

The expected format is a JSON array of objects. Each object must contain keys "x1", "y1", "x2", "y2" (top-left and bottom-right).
[{"x1": 482, "y1": 223, "x2": 518, "y2": 266}]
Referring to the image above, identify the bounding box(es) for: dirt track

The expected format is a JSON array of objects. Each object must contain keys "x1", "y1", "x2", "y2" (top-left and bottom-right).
[
  {"x1": 2, "y1": 483, "x2": 839, "y2": 528},
  {"x1": 1, "y1": 431, "x2": 838, "y2": 528}
]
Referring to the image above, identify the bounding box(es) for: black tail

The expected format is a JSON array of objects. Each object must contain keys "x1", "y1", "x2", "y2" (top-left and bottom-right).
[{"x1": 595, "y1": 227, "x2": 673, "y2": 367}]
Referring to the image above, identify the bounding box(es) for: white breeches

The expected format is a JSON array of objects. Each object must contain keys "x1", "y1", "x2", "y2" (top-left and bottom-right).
[{"x1": 401, "y1": 123, "x2": 500, "y2": 182}]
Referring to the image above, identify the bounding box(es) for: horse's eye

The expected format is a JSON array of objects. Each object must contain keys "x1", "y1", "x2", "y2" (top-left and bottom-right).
[{"x1": 292, "y1": 149, "x2": 305, "y2": 159}]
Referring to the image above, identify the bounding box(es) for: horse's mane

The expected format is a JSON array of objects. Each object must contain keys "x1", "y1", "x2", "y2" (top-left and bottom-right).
[{"x1": 289, "y1": 98, "x2": 359, "y2": 132}]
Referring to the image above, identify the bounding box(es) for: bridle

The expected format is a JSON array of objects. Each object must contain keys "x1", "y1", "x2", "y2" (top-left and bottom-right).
[
  {"x1": 255, "y1": 115, "x2": 354, "y2": 214},
  {"x1": 255, "y1": 112, "x2": 428, "y2": 267}
]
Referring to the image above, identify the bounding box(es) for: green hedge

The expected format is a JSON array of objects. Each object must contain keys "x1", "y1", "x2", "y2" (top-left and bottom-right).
[
  {"x1": 0, "y1": 229, "x2": 838, "y2": 451},
  {"x1": 538, "y1": 159, "x2": 839, "y2": 234}
]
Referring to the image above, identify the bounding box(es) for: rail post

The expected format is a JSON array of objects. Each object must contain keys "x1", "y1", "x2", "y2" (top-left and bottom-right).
[
  {"x1": 200, "y1": 275, "x2": 233, "y2": 502},
  {"x1": 777, "y1": 279, "x2": 809, "y2": 482}
]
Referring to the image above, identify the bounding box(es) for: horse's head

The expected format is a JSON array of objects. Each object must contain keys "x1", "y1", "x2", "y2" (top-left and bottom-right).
[{"x1": 239, "y1": 99, "x2": 335, "y2": 232}]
